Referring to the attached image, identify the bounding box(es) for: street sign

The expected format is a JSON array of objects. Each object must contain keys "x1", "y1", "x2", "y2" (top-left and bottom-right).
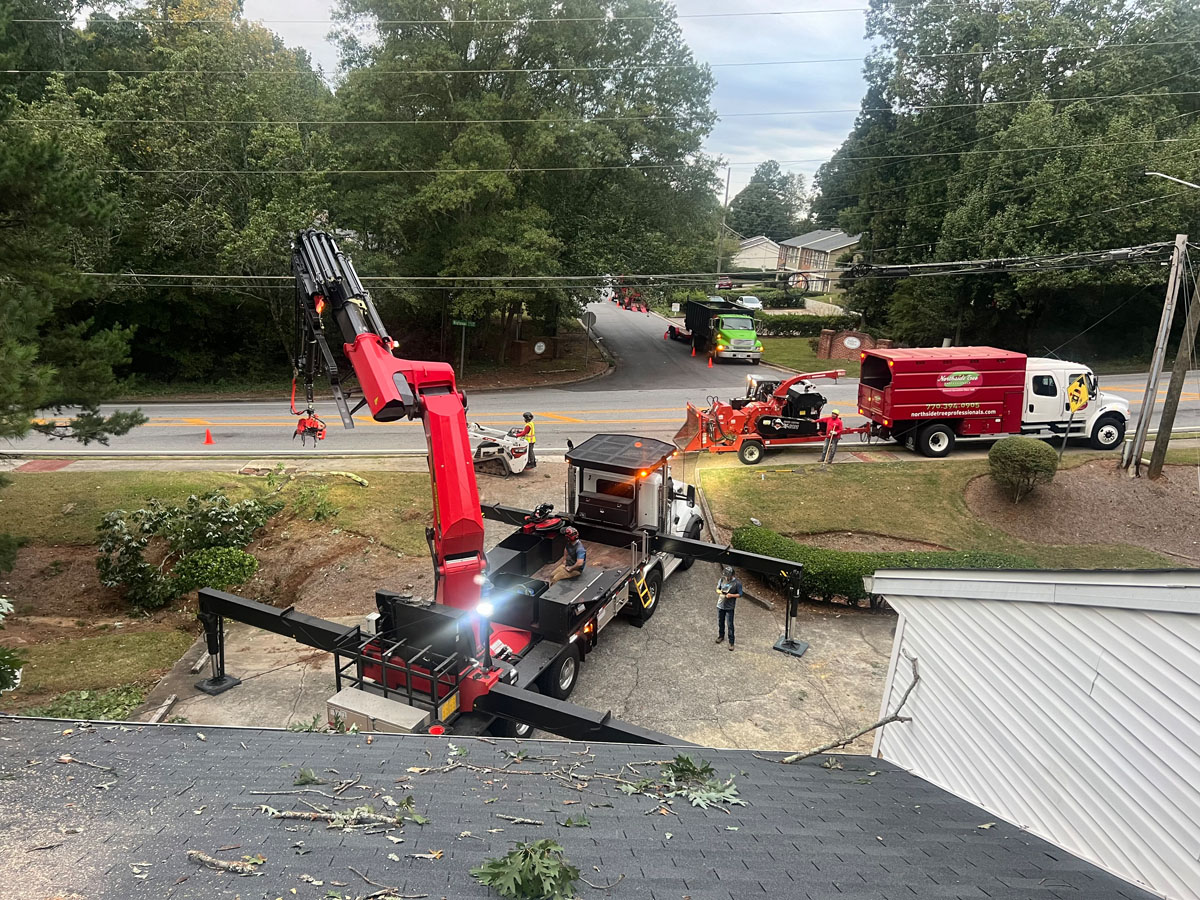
[
  {"x1": 582, "y1": 311, "x2": 597, "y2": 329},
  {"x1": 1067, "y1": 376, "x2": 1090, "y2": 412},
  {"x1": 452, "y1": 319, "x2": 476, "y2": 328},
  {"x1": 670, "y1": 302, "x2": 680, "y2": 313},
  {"x1": 533, "y1": 341, "x2": 547, "y2": 355}
]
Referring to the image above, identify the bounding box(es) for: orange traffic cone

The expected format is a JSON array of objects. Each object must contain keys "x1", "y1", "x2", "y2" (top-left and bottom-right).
[
  {"x1": 707, "y1": 356, "x2": 713, "y2": 369},
  {"x1": 203, "y1": 428, "x2": 215, "y2": 445},
  {"x1": 663, "y1": 330, "x2": 669, "y2": 340},
  {"x1": 691, "y1": 346, "x2": 696, "y2": 357}
]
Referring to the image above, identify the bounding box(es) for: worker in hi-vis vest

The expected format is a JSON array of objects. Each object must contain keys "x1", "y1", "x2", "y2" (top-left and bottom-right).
[{"x1": 514, "y1": 411, "x2": 537, "y2": 469}]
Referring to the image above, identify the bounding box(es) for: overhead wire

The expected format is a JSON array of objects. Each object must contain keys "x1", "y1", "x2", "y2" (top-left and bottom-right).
[
  {"x1": 6, "y1": 39, "x2": 1197, "y2": 77},
  {"x1": 11, "y1": 91, "x2": 1200, "y2": 127}
]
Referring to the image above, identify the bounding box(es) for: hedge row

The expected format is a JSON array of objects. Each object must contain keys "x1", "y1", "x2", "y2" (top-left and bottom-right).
[
  {"x1": 730, "y1": 525, "x2": 1034, "y2": 604},
  {"x1": 755, "y1": 313, "x2": 860, "y2": 337}
]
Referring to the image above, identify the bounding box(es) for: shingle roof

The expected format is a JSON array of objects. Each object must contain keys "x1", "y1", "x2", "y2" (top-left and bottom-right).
[
  {"x1": 780, "y1": 229, "x2": 861, "y2": 253},
  {"x1": 737, "y1": 235, "x2": 779, "y2": 249},
  {"x1": 0, "y1": 718, "x2": 1155, "y2": 900}
]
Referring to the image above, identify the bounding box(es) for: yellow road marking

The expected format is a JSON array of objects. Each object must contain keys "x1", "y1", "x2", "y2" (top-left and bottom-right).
[{"x1": 536, "y1": 412, "x2": 585, "y2": 423}]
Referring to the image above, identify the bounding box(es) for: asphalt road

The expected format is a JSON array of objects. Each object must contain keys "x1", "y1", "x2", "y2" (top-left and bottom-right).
[{"x1": 6, "y1": 297, "x2": 1200, "y2": 456}]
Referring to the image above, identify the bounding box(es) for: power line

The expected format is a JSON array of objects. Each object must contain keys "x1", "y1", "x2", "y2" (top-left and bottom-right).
[
  {"x1": 12, "y1": 91, "x2": 1200, "y2": 128},
  {"x1": 7, "y1": 40, "x2": 1197, "y2": 77},
  {"x1": 6, "y1": 7, "x2": 880, "y2": 26},
  {"x1": 88, "y1": 137, "x2": 1197, "y2": 175}
]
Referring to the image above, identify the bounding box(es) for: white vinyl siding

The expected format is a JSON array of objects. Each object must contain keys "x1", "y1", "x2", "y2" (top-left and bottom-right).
[{"x1": 871, "y1": 570, "x2": 1200, "y2": 900}]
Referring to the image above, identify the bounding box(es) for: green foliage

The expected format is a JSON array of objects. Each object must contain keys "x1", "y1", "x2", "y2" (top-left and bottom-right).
[
  {"x1": 731, "y1": 525, "x2": 1033, "y2": 604},
  {"x1": 287, "y1": 713, "x2": 356, "y2": 734},
  {"x1": 0, "y1": 596, "x2": 22, "y2": 694},
  {"x1": 726, "y1": 161, "x2": 809, "y2": 243},
  {"x1": 293, "y1": 768, "x2": 326, "y2": 787},
  {"x1": 96, "y1": 491, "x2": 280, "y2": 610},
  {"x1": 470, "y1": 840, "x2": 580, "y2": 900},
  {"x1": 618, "y1": 755, "x2": 747, "y2": 809},
  {"x1": 989, "y1": 436, "x2": 1060, "y2": 503},
  {"x1": 755, "y1": 313, "x2": 861, "y2": 337},
  {"x1": 294, "y1": 481, "x2": 340, "y2": 522},
  {"x1": 23, "y1": 684, "x2": 147, "y2": 720},
  {"x1": 173, "y1": 547, "x2": 259, "y2": 592},
  {"x1": 0, "y1": 535, "x2": 23, "y2": 574},
  {"x1": 814, "y1": 1, "x2": 1200, "y2": 355}
]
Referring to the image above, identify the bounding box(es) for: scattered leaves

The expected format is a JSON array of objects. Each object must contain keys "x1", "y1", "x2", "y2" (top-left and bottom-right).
[
  {"x1": 387, "y1": 853, "x2": 401, "y2": 862},
  {"x1": 560, "y1": 815, "x2": 590, "y2": 828},
  {"x1": 409, "y1": 850, "x2": 444, "y2": 860},
  {"x1": 977, "y1": 822, "x2": 997, "y2": 830},
  {"x1": 471, "y1": 839, "x2": 579, "y2": 900},
  {"x1": 293, "y1": 768, "x2": 326, "y2": 787},
  {"x1": 820, "y1": 757, "x2": 843, "y2": 770}
]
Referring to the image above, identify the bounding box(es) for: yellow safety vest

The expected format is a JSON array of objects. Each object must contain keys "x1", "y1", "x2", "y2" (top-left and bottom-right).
[{"x1": 525, "y1": 422, "x2": 536, "y2": 443}]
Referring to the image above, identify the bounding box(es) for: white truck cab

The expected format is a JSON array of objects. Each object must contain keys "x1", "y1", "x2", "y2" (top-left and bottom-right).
[{"x1": 1021, "y1": 358, "x2": 1129, "y2": 449}]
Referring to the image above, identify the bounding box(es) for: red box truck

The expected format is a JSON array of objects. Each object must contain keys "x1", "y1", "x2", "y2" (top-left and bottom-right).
[{"x1": 857, "y1": 347, "x2": 1130, "y2": 457}]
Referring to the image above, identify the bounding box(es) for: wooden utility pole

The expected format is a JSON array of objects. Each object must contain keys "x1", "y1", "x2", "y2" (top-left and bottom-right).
[
  {"x1": 1148, "y1": 243, "x2": 1197, "y2": 479},
  {"x1": 715, "y1": 167, "x2": 731, "y2": 276},
  {"x1": 1126, "y1": 234, "x2": 1188, "y2": 476}
]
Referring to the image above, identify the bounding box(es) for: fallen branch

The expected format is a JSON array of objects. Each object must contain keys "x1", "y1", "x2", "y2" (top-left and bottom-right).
[
  {"x1": 186, "y1": 850, "x2": 262, "y2": 876},
  {"x1": 248, "y1": 789, "x2": 365, "y2": 801},
  {"x1": 781, "y1": 657, "x2": 920, "y2": 764},
  {"x1": 55, "y1": 754, "x2": 113, "y2": 772},
  {"x1": 261, "y1": 807, "x2": 399, "y2": 827},
  {"x1": 494, "y1": 814, "x2": 543, "y2": 826},
  {"x1": 349, "y1": 864, "x2": 428, "y2": 897},
  {"x1": 581, "y1": 873, "x2": 626, "y2": 890}
]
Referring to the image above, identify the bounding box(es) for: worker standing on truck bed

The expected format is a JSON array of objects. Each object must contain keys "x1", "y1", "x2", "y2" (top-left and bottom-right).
[
  {"x1": 819, "y1": 409, "x2": 844, "y2": 469},
  {"x1": 715, "y1": 565, "x2": 741, "y2": 651},
  {"x1": 514, "y1": 412, "x2": 537, "y2": 469},
  {"x1": 550, "y1": 526, "x2": 586, "y2": 584}
]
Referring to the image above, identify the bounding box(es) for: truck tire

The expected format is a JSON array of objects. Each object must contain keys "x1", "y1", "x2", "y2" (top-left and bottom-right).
[
  {"x1": 1090, "y1": 415, "x2": 1126, "y2": 450},
  {"x1": 751, "y1": 357, "x2": 760, "y2": 365},
  {"x1": 667, "y1": 325, "x2": 678, "y2": 341},
  {"x1": 490, "y1": 682, "x2": 540, "y2": 738},
  {"x1": 676, "y1": 520, "x2": 703, "y2": 570},
  {"x1": 626, "y1": 567, "x2": 663, "y2": 624},
  {"x1": 916, "y1": 424, "x2": 955, "y2": 458},
  {"x1": 540, "y1": 644, "x2": 581, "y2": 701},
  {"x1": 738, "y1": 440, "x2": 765, "y2": 465}
]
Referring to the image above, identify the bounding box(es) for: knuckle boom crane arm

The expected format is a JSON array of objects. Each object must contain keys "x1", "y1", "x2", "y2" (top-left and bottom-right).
[{"x1": 290, "y1": 229, "x2": 486, "y2": 613}]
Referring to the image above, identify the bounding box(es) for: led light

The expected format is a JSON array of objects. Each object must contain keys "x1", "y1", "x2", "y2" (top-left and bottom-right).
[
  {"x1": 639, "y1": 470, "x2": 648, "y2": 477},
  {"x1": 717, "y1": 344, "x2": 725, "y2": 350},
  {"x1": 476, "y1": 601, "x2": 494, "y2": 618},
  {"x1": 860, "y1": 352, "x2": 866, "y2": 360},
  {"x1": 888, "y1": 359, "x2": 894, "y2": 368}
]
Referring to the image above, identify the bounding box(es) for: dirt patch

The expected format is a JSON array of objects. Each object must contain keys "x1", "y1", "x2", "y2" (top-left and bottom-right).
[
  {"x1": 787, "y1": 531, "x2": 948, "y2": 553},
  {"x1": 966, "y1": 460, "x2": 1200, "y2": 562}
]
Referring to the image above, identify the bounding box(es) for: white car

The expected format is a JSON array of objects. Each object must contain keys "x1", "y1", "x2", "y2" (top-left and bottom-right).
[{"x1": 735, "y1": 295, "x2": 763, "y2": 311}]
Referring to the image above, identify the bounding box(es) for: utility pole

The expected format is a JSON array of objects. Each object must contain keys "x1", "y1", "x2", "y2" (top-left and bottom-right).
[
  {"x1": 1148, "y1": 243, "x2": 1197, "y2": 479},
  {"x1": 1126, "y1": 233, "x2": 1188, "y2": 476},
  {"x1": 715, "y1": 167, "x2": 731, "y2": 276}
]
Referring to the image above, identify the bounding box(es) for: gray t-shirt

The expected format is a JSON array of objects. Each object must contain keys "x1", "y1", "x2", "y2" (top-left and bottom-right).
[
  {"x1": 566, "y1": 539, "x2": 586, "y2": 568},
  {"x1": 717, "y1": 577, "x2": 742, "y2": 610}
]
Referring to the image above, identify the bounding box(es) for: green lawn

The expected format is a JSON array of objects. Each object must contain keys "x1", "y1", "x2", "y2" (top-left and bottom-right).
[
  {"x1": 761, "y1": 337, "x2": 862, "y2": 377},
  {"x1": 3, "y1": 630, "x2": 196, "y2": 712},
  {"x1": 0, "y1": 470, "x2": 432, "y2": 553},
  {"x1": 701, "y1": 459, "x2": 1174, "y2": 570}
]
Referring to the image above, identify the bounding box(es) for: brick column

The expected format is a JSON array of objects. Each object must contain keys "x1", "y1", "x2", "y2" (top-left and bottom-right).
[{"x1": 817, "y1": 329, "x2": 835, "y2": 359}]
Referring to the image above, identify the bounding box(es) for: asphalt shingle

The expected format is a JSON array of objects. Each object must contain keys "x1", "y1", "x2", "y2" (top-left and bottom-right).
[{"x1": 0, "y1": 718, "x2": 1157, "y2": 900}]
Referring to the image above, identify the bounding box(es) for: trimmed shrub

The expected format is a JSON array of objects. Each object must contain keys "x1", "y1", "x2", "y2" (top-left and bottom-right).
[
  {"x1": 731, "y1": 525, "x2": 1033, "y2": 605},
  {"x1": 755, "y1": 313, "x2": 860, "y2": 337},
  {"x1": 988, "y1": 436, "x2": 1059, "y2": 503},
  {"x1": 174, "y1": 546, "x2": 260, "y2": 592}
]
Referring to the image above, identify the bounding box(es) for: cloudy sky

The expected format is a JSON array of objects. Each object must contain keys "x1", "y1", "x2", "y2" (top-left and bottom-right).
[{"x1": 242, "y1": 0, "x2": 876, "y2": 198}]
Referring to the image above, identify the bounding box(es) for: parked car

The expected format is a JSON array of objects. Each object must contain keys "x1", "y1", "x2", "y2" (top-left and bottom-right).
[
  {"x1": 716, "y1": 277, "x2": 733, "y2": 290},
  {"x1": 735, "y1": 295, "x2": 763, "y2": 311}
]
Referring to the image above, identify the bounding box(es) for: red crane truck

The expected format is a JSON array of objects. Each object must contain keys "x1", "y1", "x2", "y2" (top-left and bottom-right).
[
  {"x1": 194, "y1": 230, "x2": 804, "y2": 744},
  {"x1": 857, "y1": 347, "x2": 1130, "y2": 458}
]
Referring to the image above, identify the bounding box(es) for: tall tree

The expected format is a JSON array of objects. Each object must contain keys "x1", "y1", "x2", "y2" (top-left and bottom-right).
[
  {"x1": 0, "y1": 1, "x2": 145, "y2": 571},
  {"x1": 814, "y1": 0, "x2": 1200, "y2": 355},
  {"x1": 726, "y1": 160, "x2": 809, "y2": 242},
  {"x1": 331, "y1": 0, "x2": 721, "y2": 361}
]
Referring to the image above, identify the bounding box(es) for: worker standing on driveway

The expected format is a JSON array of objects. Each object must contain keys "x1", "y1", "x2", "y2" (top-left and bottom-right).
[
  {"x1": 715, "y1": 565, "x2": 741, "y2": 651},
  {"x1": 550, "y1": 526, "x2": 587, "y2": 584},
  {"x1": 819, "y1": 409, "x2": 844, "y2": 469},
  {"x1": 514, "y1": 411, "x2": 537, "y2": 469}
]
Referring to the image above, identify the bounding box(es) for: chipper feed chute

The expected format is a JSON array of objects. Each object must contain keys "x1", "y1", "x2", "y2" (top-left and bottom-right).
[{"x1": 673, "y1": 403, "x2": 705, "y2": 452}]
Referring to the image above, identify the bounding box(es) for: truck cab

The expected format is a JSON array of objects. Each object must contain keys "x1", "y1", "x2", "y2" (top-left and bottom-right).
[
  {"x1": 1021, "y1": 358, "x2": 1129, "y2": 448},
  {"x1": 709, "y1": 312, "x2": 762, "y2": 362}
]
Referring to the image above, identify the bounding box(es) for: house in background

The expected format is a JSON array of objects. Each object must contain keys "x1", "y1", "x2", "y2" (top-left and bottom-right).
[
  {"x1": 778, "y1": 229, "x2": 861, "y2": 290},
  {"x1": 731, "y1": 235, "x2": 781, "y2": 271}
]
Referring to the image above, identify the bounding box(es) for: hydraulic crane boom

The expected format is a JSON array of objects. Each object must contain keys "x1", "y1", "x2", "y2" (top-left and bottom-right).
[{"x1": 290, "y1": 229, "x2": 486, "y2": 611}]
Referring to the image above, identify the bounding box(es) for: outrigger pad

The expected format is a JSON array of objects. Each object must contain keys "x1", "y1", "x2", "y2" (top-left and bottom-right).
[
  {"x1": 773, "y1": 636, "x2": 810, "y2": 659},
  {"x1": 194, "y1": 674, "x2": 242, "y2": 696}
]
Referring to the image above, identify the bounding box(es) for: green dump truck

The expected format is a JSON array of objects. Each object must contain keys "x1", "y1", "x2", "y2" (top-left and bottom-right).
[{"x1": 666, "y1": 297, "x2": 763, "y2": 363}]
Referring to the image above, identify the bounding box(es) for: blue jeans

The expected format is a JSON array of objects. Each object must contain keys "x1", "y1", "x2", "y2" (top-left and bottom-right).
[{"x1": 717, "y1": 606, "x2": 735, "y2": 645}]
